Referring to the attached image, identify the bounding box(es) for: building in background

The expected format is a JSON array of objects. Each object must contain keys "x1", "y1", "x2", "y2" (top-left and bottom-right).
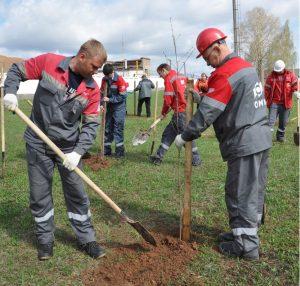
[{"x1": 100, "y1": 57, "x2": 151, "y2": 78}]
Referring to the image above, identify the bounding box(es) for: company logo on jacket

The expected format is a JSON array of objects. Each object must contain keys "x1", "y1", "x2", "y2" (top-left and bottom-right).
[{"x1": 253, "y1": 82, "x2": 266, "y2": 109}]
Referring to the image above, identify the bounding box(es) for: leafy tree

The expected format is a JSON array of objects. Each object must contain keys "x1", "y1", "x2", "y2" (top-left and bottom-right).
[
  {"x1": 240, "y1": 7, "x2": 280, "y2": 81},
  {"x1": 266, "y1": 20, "x2": 297, "y2": 72}
]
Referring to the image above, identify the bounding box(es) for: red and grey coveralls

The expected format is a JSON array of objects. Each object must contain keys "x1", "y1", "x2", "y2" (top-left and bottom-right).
[
  {"x1": 181, "y1": 53, "x2": 272, "y2": 253},
  {"x1": 100, "y1": 73, "x2": 128, "y2": 156},
  {"x1": 264, "y1": 70, "x2": 298, "y2": 140},
  {"x1": 4, "y1": 53, "x2": 100, "y2": 245},
  {"x1": 154, "y1": 69, "x2": 201, "y2": 164}
]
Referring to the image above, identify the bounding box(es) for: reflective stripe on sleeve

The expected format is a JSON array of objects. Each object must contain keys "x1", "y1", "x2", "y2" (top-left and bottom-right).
[{"x1": 202, "y1": 96, "x2": 227, "y2": 111}]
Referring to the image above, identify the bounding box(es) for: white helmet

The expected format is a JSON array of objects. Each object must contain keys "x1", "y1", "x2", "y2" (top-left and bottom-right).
[{"x1": 273, "y1": 60, "x2": 285, "y2": 72}]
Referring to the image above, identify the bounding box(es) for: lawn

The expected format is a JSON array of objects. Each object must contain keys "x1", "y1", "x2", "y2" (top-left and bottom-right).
[{"x1": 0, "y1": 92, "x2": 298, "y2": 285}]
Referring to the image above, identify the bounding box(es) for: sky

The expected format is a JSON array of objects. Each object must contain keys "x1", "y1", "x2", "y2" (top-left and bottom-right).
[{"x1": 0, "y1": 0, "x2": 299, "y2": 76}]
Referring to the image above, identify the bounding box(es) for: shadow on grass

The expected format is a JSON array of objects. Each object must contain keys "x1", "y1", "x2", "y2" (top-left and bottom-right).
[
  {"x1": 0, "y1": 200, "x2": 86, "y2": 251},
  {"x1": 90, "y1": 198, "x2": 221, "y2": 245},
  {"x1": 123, "y1": 150, "x2": 177, "y2": 165}
]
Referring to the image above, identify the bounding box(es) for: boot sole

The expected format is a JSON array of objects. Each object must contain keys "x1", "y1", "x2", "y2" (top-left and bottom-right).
[{"x1": 38, "y1": 255, "x2": 52, "y2": 261}]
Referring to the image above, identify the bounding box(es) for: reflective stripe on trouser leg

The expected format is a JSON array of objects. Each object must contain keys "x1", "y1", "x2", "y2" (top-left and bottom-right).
[
  {"x1": 26, "y1": 144, "x2": 55, "y2": 244},
  {"x1": 57, "y1": 160, "x2": 96, "y2": 244},
  {"x1": 225, "y1": 153, "x2": 267, "y2": 247},
  {"x1": 114, "y1": 102, "x2": 126, "y2": 155}
]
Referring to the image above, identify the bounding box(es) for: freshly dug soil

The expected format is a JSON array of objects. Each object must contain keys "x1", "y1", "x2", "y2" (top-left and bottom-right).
[
  {"x1": 83, "y1": 155, "x2": 111, "y2": 171},
  {"x1": 81, "y1": 233, "x2": 199, "y2": 286}
]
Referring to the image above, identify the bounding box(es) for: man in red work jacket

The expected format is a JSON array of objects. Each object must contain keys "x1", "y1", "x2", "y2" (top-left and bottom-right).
[
  {"x1": 264, "y1": 60, "x2": 298, "y2": 142},
  {"x1": 193, "y1": 72, "x2": 209, "y2": 108},
  {"x1": 3, "y1": 39, "x2": 107, "y2": 261},
  {"x1": 149, "y1": 63, "x2": 201, "y2": 166},
  {"x1": 175, "y1": 28, "x2": 272, "y2": 260}
]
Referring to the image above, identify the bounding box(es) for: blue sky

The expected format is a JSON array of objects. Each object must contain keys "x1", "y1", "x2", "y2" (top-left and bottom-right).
[{"x1": 0, "y1": 0, "x2": 299, "y2": 76}]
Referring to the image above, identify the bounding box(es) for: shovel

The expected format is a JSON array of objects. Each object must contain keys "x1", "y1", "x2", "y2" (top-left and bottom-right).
[
  {"x1": 132, "y1": 117, "x2": 162, "y2": 146},
  {"x1": 293, "y1": 97, "x2": 299, "y2": 146},
  {"x1": 13, "y1": 106, "x2": 157, "y2": 247}
]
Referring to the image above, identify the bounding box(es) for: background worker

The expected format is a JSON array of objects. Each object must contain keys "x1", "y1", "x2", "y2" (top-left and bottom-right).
[
  {"x1": 3, "y1": 39, "x2": 107, "y2": 260},
  {"x1": 175, "y1": 28, "x2": 272, "y2": 260},
  {"x1": 101, "y1": 63, "x2": 128, "y2": 157},
  {"x1": 149, "y1": 63, "x2": 201, "y2": 166},
  {"x1": 194, "y1": 72, "x2": 208, "y2": 95},
  {"x1": 264, "y1": 60, "x2": 299, "y2": 142},
  {"x1": 134, "y1": 74, "x2": 155, "y2": 117},
  {"x1": 193, "y1": 72, "x2": 209, "y2": 108}
]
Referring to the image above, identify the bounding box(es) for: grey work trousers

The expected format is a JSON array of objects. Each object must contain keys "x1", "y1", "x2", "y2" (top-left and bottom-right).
[
  {"x1": 225, "y1": 149, "x2": 269, "y2": 251},
  {"x1": 268, "y1": 103, "x2": 290, "y2": 140},
  {"x1": 26, "y1": 144, "x2": 96, "y2": 245},
  {"x1": 155, "y1": 112, "x2": 201, "y2": 163}
]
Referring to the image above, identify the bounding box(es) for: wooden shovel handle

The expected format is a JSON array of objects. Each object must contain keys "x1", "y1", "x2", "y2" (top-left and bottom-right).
[
  {"x1": 149, "y1": 117, "x2": 162, "y2": 130},
  {"x1": 13, "y1": 106, "x2": 122, "y2": 215}
]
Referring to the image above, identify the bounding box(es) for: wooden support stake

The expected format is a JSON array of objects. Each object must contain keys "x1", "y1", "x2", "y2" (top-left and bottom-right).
[
  {"x1": 26, "y1": 99, "x2": 33, "y2": 106},
  {"x1": 181, "y1": 79, "x2": 194, "y2": 241},
  {"x1": 100, "y1": 83, "x2": 108, "y2": 158},
  {"x1": 133, "y1": 81, "x2": 137, "y2": 116},
  {"x1": 0, "y1": 86, "x2": 5, "y2": 177},
  {"x1": 150, "y1": 82, "x2": 159, "y2": 155}
]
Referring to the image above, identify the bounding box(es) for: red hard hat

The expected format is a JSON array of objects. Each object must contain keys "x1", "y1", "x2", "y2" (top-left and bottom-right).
[{"x1": 196, "y1": 28, "x2": 227, "y2": 58}]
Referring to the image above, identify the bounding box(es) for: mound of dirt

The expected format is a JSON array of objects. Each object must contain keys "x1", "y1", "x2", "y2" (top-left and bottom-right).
[
  {"x1": 83, "y1": 155, "x2": 111, "y2": 171},
  {"x1": 81, "y1": 233, "x2": 199, "y2": 286}
]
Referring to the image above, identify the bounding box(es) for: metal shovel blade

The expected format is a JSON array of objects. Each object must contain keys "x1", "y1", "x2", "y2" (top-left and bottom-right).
[
  {"x1": 127, "y1": 219, "x2": 157, "y2": 246},
  {"x1": 132, "y1": 131, "x2": 150, "y2": 146},
  {"x1": 121, "y1": 211, "x2": 156, "y2": 246},
  {"x1": 294, "y1": 128, "x2": 299, "y2": 146}
]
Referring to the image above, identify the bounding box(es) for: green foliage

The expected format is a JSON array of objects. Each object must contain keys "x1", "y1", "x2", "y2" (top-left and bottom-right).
[
  {"x1": 266, "y1": 20, "x2": 297, "y2": 72},
  {"x1": 0, "y1": 97, "x2": 298, "y2": 285},
  {"x1": 240, "y1": 7, "x2": 296, "y2": 80}
]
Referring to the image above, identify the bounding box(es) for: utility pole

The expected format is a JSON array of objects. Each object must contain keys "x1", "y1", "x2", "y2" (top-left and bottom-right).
[
  {"x1": 232, "y1": 0, "x2": 240, "y2": 55},
  {"x1": 122, "y1": 34, "x2": 125, "y2": 76}
]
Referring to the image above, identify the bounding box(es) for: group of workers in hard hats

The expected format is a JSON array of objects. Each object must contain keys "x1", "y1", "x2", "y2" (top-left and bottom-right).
[{"x1": 2, "y1": 26, "x2": 299, "y2": 262}]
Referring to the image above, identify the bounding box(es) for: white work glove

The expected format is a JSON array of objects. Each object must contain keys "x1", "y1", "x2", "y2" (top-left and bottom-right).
[
  {"x1": 3, "y1": 93, "x2": 18, "y2": 111},
  {"x1": 63, "y1": 151, "x2": 81, "y2": 171},
  {"x1": 174, "y1": 134, "x2": 186, "y2": 150},
  {"x1": 293, "y1": 91, "x2": 300, "y2": 99}
]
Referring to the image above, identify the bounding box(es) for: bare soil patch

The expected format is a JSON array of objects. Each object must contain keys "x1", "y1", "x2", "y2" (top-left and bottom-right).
[
  {"x1": 81, "y1": 233, "x2": 199, "y2": 286},
  {"x1": 83, "y1": 155, "x2": 111, "y2": 171}
]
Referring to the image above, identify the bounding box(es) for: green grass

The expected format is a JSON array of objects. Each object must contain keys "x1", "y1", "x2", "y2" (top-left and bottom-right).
[{"x1": 0, "y1": 94, "x2": 298, "y2": 285}]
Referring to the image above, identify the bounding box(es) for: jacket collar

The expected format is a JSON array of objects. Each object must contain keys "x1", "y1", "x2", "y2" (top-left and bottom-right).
[
  {"x1": 57, "y1": 56, "x2": 96, "y2": 88},
  {"x1": 104, "y1": 72, "x2": 119, "y2": 83},
  {"x1": 218, "y1": 52, "x2": 238, "y2": 67}
]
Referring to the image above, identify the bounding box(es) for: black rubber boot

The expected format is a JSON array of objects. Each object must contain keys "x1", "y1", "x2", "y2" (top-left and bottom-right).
[
  {"x1": 149, "y1": 155, "x2": 162, "y2": 165},
  {"x1": 78, "y1": 241, "x2": 106, "y2": 259},
  {"x1": 218, "y1": 231, "x2": 234, "y2": 242},
  {"x1": 192, "y1": 156, "x2": 202, "y2": 166},
  {"x1": 37, "y1": 242, "x2": 54, "y2": 261},
  {"x1": 104, "y1": 147, "x2": 112, "y2": 156},
  {"x1": 115, "y1": 146, "x2": 125, "y2": 158},
  {"x1": 219, "y1": 239, "x2": 259, "y2": 260}
]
